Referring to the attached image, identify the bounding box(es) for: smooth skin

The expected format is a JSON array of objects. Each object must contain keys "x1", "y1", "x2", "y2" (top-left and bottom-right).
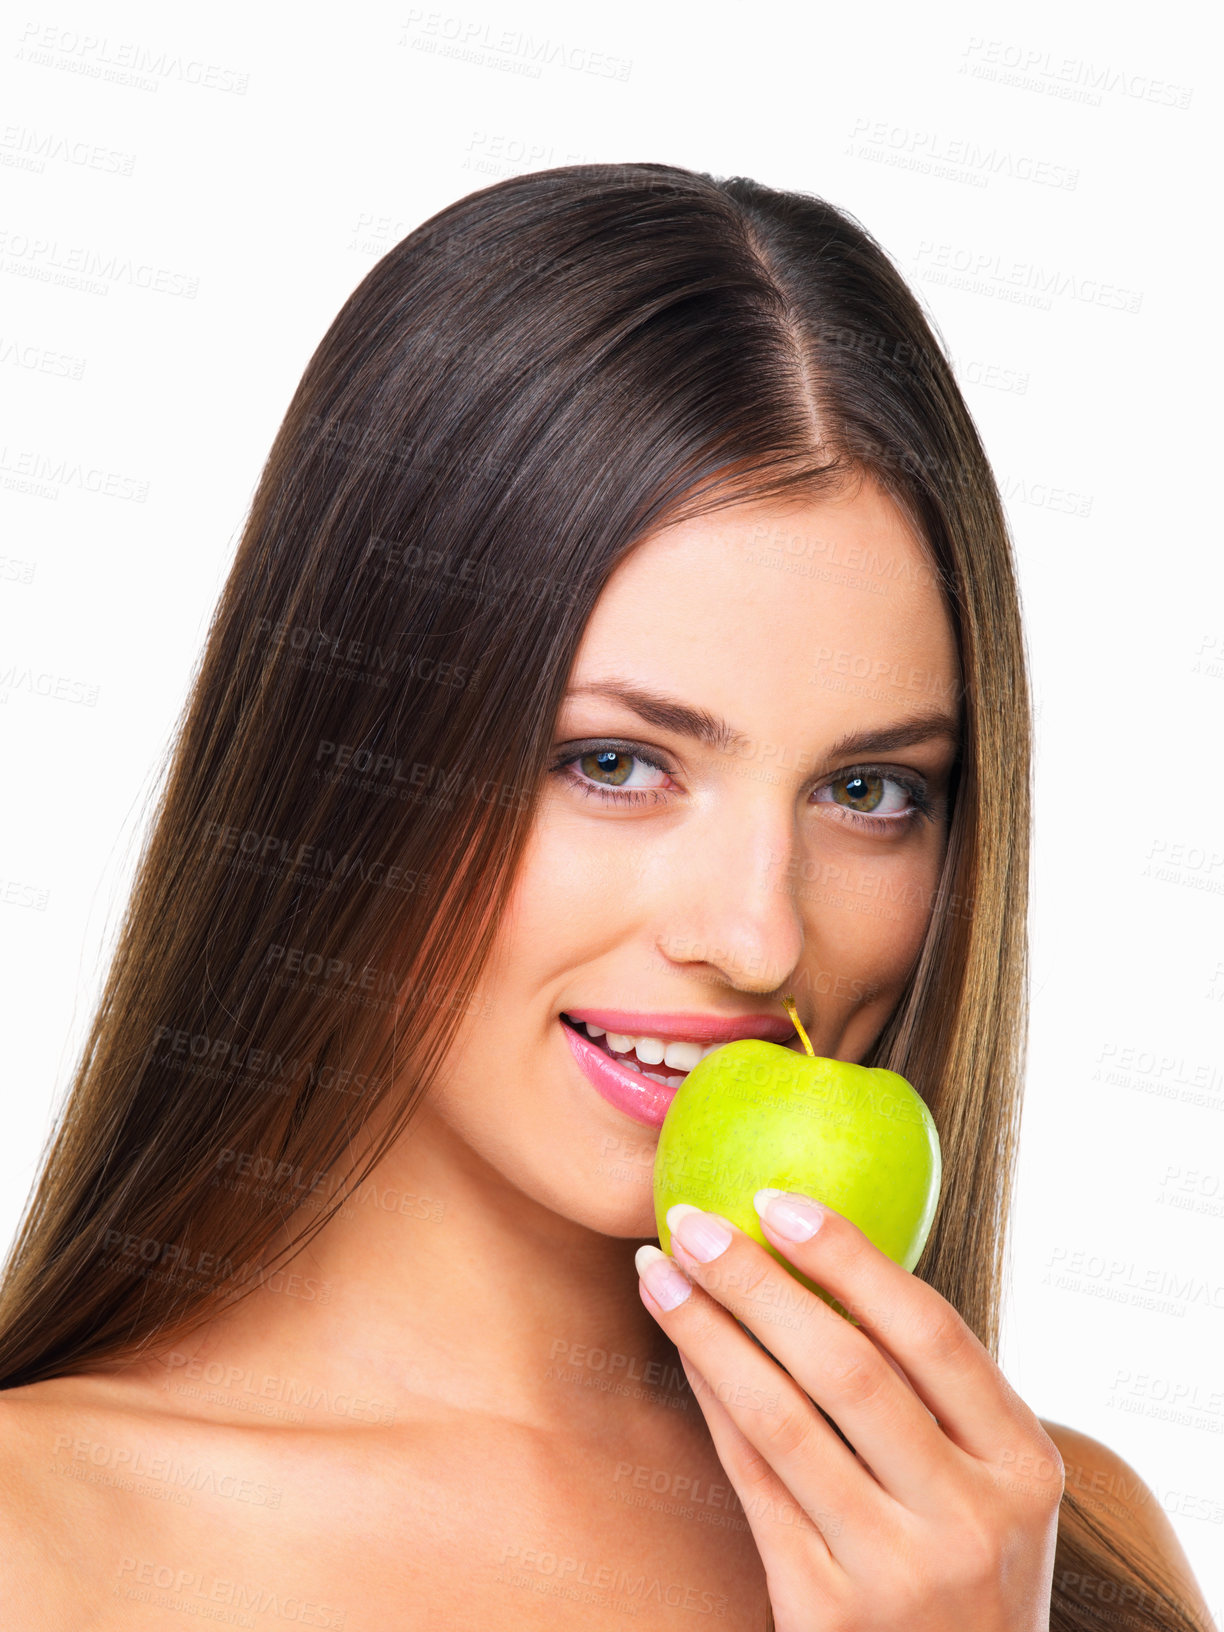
[
  {"x1": 641, "y1": 1194, "x2": 1062, "y2": 1630},
  {"x1": 0, "y1": 475, "x2": 1213, "y2": 1628}
]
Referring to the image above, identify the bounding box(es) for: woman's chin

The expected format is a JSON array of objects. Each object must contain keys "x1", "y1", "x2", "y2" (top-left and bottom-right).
[{"x1": 549, "y1": 1169, "x2": 659, "y2": 1240}]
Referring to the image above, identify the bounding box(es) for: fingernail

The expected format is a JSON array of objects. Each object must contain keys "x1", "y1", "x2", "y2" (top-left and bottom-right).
[
  {"x1": 753, "y1": 1188, "x2": 826, "y2": 1241},
  {"x1": 635, "y1": 1244, "x2": 692, "y2": 1309},
  {"x1": 667, "y1": 1203, "x2": 733, "y2": 1263}
]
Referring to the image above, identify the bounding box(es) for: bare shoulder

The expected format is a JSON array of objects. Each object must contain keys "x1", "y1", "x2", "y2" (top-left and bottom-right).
[
  {"x1": 1041, "y1": 1418, "x2": 1217, "y2": 1630},
  {"x1": 0, "y1": 1374, "x2": 130, "y2": 1628},
  {"x1": 0, "y1": 1366, "x2": 293, "y2": 1627}
]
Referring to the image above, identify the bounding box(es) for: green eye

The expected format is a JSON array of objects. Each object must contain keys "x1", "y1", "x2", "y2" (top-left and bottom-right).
[
  {"x1": 579, "y1": 749, "x2": 635, "y2": 786},
  {"x1": 830, "y1": 772, "x2": 886, "y2": 813},
  {"x1": 814, "y1": 764, "x2": 935, "y2": 833},
  {"x1": 551, "y1": 740, "x2": 675, "y2": 805}
]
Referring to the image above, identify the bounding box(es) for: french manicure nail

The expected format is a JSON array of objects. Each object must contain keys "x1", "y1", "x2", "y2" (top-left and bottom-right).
[
  {"x1": 754, "y1": 1188, "x2": 826, "y2": 1242},
  {"x1": 667, "y1": 1203, "x2": 733, "y2": 1263},
  {"x1": 635, "y1": 1243, "x2": 692, "y2": 1310}
]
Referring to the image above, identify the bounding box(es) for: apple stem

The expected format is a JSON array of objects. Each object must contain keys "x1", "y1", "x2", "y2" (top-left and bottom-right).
[{"x1": 783, "y1": 993, "x2": 815, "y2": 1057}]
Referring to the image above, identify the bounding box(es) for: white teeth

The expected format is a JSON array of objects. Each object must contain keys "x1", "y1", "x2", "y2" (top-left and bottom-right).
[
  {"x1": 663, "y1": 1039, "x2": 705, "y2": 1071},
  {"x1": 578, "y1": 1021, "x2": 724, "y2": 1072},
  {"x1": 643, "y1": 1071, "x2": 672, "y2": 1085}
]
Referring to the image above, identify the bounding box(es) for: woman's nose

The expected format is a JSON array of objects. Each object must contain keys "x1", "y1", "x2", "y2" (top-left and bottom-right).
[{"x1": 654, "y1": 805, "x2": 806, "y2": 994}]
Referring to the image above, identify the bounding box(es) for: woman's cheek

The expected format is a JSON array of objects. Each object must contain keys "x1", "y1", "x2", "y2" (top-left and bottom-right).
[
  {"x1": 514, "y1": 801, "x2": 642, "y2": 941},
  {"x1": 799, "y1": 835, "x2": 945, "y2": 1015}
]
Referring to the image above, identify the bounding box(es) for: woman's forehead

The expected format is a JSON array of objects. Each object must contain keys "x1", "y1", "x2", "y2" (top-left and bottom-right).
[{"x1": 570, "y1": 486, "x2": 959, "y2": 712}]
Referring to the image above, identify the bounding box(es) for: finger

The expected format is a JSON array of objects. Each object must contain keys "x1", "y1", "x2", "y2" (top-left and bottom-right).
[
  {"x1": 752, "y1": 1190, "x2": 1038, "y2": 1461},
  {"x1": 676, "y1": 1348, "x2": 846, "y2": 1606},
  {"x1": 636, "y1": 1243, "x2": 893, "y2": 1576},
  {"x1": 666, "y1": 1201, "x2": 957, "y2": 1514},
  {"x1": 679, "y1": 1350, "x2": 847, "y2": 1557}
]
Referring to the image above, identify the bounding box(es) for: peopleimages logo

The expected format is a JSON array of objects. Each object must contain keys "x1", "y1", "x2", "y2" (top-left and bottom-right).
[
  {"x1": 114, "y1": 1557, "x2": 345, "y2": 1628},
  {"x1": 0, "y1": 228, "x2": 199, "y2": 297},
  {"x1": 15, "y1": 23, "x2": 250, "y2": 94},
  {"x1": 958, "y1": 36, "x2": 1192, "y2": 110},
  {"x1": 912, "y1": 241, "x2": 1142, "y2": 314},
  {"x1": 1044, "y1": 1244, "x2": 1224, "y2": 1316},
  {"x1": 52, "y1": 1435, "x2": 281, "y2": 1507},
  {"x1": 398, "y1": 11, "x2": 632, "y2": 82},
  {"x1": 846, "y1": 117, "x2": 1078, "y2": 191}
]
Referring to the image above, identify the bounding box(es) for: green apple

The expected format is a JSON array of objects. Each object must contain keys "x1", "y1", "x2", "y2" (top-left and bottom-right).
[{"x1": 653, "y1": 996, "x2": 940, "y2": 1320}]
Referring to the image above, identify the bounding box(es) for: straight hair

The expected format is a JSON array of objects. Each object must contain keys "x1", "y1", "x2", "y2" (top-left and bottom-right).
[{"x1": 0, "y1": 162, "x2": 1208, "y2": 1631}]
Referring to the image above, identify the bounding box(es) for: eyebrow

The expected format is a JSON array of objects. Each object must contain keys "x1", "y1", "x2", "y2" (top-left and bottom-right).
[{"x1": 565, "y1": 680, "x2": 961, "y2": 763}]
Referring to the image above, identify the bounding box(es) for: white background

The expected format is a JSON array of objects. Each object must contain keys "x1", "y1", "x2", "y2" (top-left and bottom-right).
[{"x1": 1, "y1": 0, "x2": 1220, "y2": 1616}]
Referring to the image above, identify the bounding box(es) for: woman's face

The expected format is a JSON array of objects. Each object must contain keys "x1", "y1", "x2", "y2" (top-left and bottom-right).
[{"x1": 417, "y1": 474, "x2": 962, "y2": 1238}]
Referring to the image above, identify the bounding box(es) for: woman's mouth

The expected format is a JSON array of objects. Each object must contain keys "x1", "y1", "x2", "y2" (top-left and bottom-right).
[
  {"x1": 559, "y1": 1013, "x2": 721, "y2": 1129},
  {"x1": 562, "y1": 1013, "x2": 718, "y2": 1081}
]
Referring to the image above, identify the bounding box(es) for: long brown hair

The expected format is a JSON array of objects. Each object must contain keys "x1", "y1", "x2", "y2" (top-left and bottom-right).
[{"x1": 0, "y1": 162, "x2": 1208, "y2": 1630}]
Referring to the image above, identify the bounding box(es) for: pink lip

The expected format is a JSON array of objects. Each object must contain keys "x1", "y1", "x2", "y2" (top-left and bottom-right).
[
  {"x1": 561, "y1": 1019, "x2": 684, "y2": 1129},
  {"x1": 561, "y1": 1009, "x2": 796, "y2": 1045}
]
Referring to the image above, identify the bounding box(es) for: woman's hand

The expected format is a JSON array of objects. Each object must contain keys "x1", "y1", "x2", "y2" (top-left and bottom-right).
[{"x1": 635, "y1": 1190, "x2": 1064, "y2": 1632}]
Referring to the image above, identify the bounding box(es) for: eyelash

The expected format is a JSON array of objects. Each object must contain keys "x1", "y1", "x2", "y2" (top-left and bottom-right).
[{"x1": 548, "y1": 740, "x2": 937, "y2": 833}]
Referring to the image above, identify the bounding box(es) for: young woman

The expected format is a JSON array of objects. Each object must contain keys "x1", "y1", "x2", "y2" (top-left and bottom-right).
[{"x1": 0, "y1": 162, "x2": 1214, "y2": 1631}]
